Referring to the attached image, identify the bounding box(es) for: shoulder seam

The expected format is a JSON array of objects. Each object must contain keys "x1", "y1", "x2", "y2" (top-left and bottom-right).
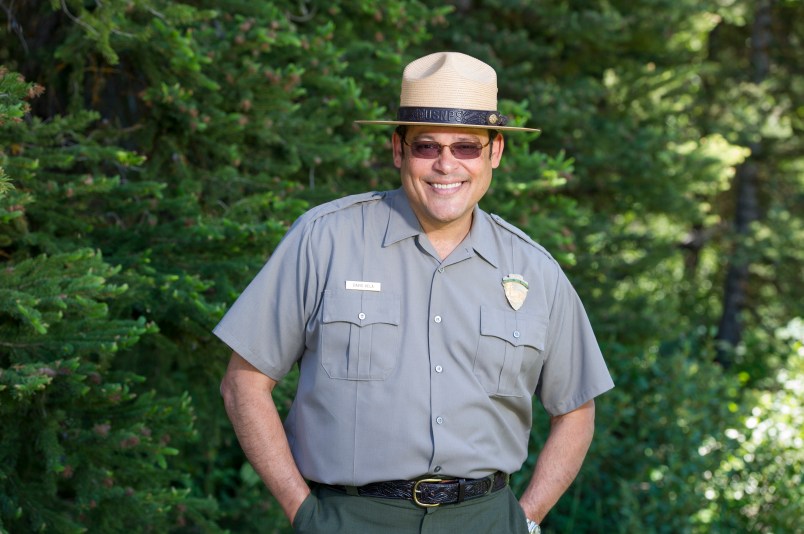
[
  {"x1": 298, "y1": 191, "x2": 385, "y2": 226},
  {"x1": 489, "y1": 212, "x2": 556, "y2": 263}
]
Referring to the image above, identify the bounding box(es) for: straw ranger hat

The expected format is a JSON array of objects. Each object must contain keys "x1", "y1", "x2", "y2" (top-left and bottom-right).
[{"x1": 355, "y1": 51, "x2": 538, "y2": 132}]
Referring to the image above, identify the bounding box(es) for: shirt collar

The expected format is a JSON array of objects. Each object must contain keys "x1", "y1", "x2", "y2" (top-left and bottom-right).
[
  {"x1": 383, "y1": 189, "x2": 500, "y2": 269},
  {"x1": 465, "y1": 206, "x2": 500, "y2": 269},
  {"x1": 383, "y1": 189, "x2": 422, "y2": 246}
]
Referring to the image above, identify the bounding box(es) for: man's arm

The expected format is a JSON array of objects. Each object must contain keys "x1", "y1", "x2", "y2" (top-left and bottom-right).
[
  {"x1": 518, "y1": 399, "x2": 596, "y2": 524},
  {"x1": 220, "y1": 352, "x2": 310, "y2": 523}
]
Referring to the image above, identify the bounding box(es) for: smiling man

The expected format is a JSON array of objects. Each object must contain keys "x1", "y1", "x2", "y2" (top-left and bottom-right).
[
  {"x1": 215, "y1": 52, "x2": 614, "y2": 533},
  {"x1": 394, "y1": 125, "x2": 500, "y2": 259}
]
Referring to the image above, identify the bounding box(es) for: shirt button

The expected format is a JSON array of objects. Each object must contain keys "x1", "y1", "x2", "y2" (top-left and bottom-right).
[
  {"x1": 358, "y1": 312, "x2": 366, "y2": 320},
  {"x1": 438, "y1": 267, "x2": 445, "y2": 273},
  {"x1": 434, "y1": 315, "x2": 442, "y2": 323},
  {"x1": 436, "y1": 416, "x2": 444, "y2": 425},
  {"x1": 434, "y1": 466, "x2": 442, "y2": 473},
  {"x1": 435, "y1": 365, "x2": 443, "y2": 373},
  {"x1": 513, "y1": 330, "x2": 521, "y2": 339}
]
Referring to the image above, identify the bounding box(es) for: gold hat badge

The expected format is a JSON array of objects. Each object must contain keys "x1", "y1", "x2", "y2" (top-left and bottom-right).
[{"x1": 502, "y1": 274, "x2": 529, "y2": 311}]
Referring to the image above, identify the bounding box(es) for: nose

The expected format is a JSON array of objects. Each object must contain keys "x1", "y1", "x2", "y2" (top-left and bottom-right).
[{"x1": 433, "y1": 145, "x2": 459, "y2": 173}]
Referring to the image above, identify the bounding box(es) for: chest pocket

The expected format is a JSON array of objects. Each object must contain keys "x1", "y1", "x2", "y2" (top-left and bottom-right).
[
  {"x1": 474, "y1": 305, "x2": 547, "y2": 397},
  {"x1": 320, "y1": 289, "x2": 401, "y2": 380}
]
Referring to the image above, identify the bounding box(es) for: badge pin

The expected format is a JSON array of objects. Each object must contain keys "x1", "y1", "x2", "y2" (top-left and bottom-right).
[{"x1": 502, "y1": 274, "x2": 528, "y2": 311}]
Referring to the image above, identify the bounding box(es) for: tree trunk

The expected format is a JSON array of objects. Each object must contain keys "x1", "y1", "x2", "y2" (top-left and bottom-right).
[{"x1": 715, "y1": 0, "x2": 773, "y2": 366}]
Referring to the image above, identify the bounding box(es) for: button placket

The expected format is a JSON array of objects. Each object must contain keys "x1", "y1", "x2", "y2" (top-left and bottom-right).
[{"x1": 428, "y1": 261, "x2": 451, "y2": 475}]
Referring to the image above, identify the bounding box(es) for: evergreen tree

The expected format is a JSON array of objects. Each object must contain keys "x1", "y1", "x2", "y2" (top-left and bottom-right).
[
  {"x1": 0, "y1": 66, "x2": 217, "y2": 533},
  {"x1": 418, "y1": 0, "x2": 802, "y2": 531},
  {"x1": 2, "y1": 0, "x2": 444, "y2": 530}
]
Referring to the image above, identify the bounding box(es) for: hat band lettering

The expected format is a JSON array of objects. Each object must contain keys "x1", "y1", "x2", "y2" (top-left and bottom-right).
[{"x1": 397, "y1": 107, "x2": 509, "y2": 127}]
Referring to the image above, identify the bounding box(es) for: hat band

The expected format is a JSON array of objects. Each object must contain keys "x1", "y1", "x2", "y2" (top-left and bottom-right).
[{"x1": 397, "y1": 106, "x2": 509, "y2": 127}]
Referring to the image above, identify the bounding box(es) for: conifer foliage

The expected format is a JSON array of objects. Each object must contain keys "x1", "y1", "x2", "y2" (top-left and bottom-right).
[
  {"x1": 1, "y1": 0, "x2": 441, "y2": 531},
  {"x1": 0, "y1": 67, "x2": 212, "y2": 531}
]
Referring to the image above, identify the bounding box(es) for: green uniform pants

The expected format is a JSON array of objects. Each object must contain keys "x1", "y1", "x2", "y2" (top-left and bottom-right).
[{"x1": 293, "y1": 484, "x2": 529, "y2": 533}]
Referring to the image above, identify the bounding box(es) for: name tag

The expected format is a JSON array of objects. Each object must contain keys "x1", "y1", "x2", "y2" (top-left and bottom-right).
[{"x1": 345, "y1": 280, "x2": 381, "y2": 292}]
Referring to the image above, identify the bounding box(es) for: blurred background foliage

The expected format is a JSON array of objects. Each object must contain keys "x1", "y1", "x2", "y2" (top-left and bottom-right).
[{"x1": 0, "y1": 0, "x2": 801, "y2": 532}]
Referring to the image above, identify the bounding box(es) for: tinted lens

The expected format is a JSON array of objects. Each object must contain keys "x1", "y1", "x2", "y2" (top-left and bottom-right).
[
  {"x1": 409, "y1": 141, "x2": 484, "y2": 159},
  {"x1": 410, "y1": 142, "x2": 442, "y2": 158},
  {"x1": 451, "y1": 143, "x2": 483, "y2": 159}
]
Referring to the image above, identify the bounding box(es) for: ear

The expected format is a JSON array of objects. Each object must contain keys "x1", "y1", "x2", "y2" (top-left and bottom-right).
[
  {"x1": 491, "y1": 133, "x2": 504, "y2": 169},
  {"x1": 392, "y1": 131, "x2": 403, "y2": 169}
]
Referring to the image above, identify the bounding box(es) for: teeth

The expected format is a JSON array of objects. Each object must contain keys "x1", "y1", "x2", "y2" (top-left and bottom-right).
[{"x1": 433, "y1": 182, "x2": 461, "y2": 190}]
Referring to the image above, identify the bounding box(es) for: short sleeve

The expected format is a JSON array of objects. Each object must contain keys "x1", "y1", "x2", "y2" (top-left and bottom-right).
[
  {"x1": 535, "y1": 270, "x2": 614, "y2": 416},
  {"x1": 212, "y1": 217, "x2": 318, "y2": 381}
]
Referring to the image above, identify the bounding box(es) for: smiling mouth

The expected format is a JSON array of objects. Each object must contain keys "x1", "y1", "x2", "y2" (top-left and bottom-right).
[{"x1": 431, "y1": 182, "x2": 463, "y2": 191}]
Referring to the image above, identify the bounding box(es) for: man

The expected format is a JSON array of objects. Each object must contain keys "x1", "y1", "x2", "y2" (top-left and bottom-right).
[{"x1": 216, "y1": 51, "x2": 614, "y2": 533}]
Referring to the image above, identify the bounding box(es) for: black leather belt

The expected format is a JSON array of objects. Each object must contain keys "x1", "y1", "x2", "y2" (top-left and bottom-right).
[{"x1": 320, "y1": 471, "x2": 509, "y2": 507}]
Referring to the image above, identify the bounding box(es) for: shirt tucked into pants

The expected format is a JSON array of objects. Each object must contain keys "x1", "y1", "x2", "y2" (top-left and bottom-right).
[{"x1": 292, "y1": 484, "x2": 528, "y2": 533}]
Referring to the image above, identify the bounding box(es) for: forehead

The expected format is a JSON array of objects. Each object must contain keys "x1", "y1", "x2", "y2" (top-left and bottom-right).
[{"x1": 405, "y1": 125, "x2": 489, "y2": 140}]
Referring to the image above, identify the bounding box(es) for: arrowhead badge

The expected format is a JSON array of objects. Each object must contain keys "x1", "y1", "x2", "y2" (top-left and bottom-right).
[{"x1": 502, "y1": 274, "x2": 529, "y2": 311}]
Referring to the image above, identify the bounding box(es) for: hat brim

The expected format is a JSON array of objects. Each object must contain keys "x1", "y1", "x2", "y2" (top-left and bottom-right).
[{"x1": 354, "y1": 120, "x2": 540, "y2": 133}]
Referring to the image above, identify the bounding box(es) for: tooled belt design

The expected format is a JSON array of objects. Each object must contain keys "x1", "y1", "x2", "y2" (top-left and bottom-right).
[{"x1": 321, "y1": 471, "x2": 509, "y2": 507}]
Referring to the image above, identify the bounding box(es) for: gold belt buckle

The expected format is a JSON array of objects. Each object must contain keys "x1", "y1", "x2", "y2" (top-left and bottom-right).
[{"x1": 412, "y1": 478, "x2": 443, "y2": 508}]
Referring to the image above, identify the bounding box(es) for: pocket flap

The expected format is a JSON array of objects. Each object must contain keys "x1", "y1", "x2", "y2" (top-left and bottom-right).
[
  {"x1": 323, "y1": 290, "x2": 400, "y2": 327},
  {"x1": 480, "y1": 305, "x2": 547, "y2": 350}
]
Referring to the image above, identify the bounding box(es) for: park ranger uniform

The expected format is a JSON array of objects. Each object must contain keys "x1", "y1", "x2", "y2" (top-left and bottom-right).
[{"x1": 214, "y1": 188, "x2": 614, "y2": 532}]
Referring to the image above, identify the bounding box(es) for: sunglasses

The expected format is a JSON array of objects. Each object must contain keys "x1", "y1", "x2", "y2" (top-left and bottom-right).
[{"x1": 402, "y1": 137, "x2": 491, "y2": 160}]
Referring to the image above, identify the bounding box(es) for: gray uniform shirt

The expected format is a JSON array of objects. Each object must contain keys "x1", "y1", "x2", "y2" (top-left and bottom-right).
[{"x1": 214, "y1": 189, "x2": 614, "y2": 486}]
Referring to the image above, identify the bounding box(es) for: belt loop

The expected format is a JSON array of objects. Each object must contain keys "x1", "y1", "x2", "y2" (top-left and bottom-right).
[
  {"x1": 345, "y1": 485, "x2": 359, "y2": 496},
  {"x1": 457, "y1": 479, "x2": 467, "y2": 503},
  {"x1": 485, "y1": 473, "x2": 496, "y2": 495}
]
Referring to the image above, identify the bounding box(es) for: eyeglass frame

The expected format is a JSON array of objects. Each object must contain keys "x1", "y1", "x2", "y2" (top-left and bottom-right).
[{"x1": 395, "y1": 126, "x2": 498, "y2": 160}]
